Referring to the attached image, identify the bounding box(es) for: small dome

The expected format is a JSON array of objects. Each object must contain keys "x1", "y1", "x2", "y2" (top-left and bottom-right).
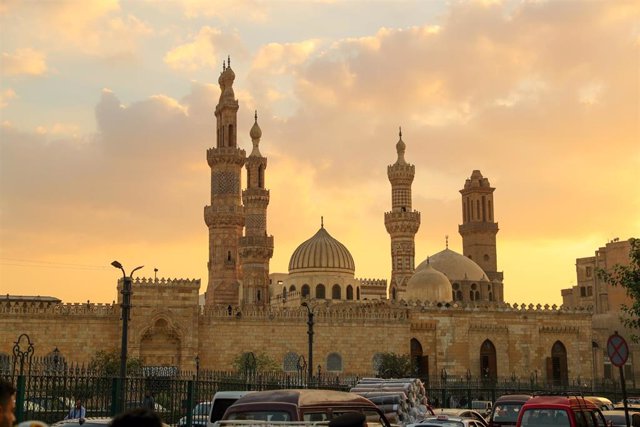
[
  {"x1": 416, "y1": 248, "x2": 488, "y2": 282},
  {"x1": 406, "y1": 262, "x2": 452, "y2": 302},
  {"x1": 289, "y1": 226, "x2": 355, "y2": 274}
]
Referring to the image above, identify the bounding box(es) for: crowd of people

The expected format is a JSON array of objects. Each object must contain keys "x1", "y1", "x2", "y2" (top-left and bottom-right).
[{"x1": 0, "y1": 379, "x2": 163, "y2": 427}]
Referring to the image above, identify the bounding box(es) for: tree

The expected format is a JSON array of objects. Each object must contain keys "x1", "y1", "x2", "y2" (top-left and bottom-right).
[
  {"x1": 88, "y1": 349, "x2": 143, "y2": 376},
  {"x1": 232, "y1": 351, "x2": 281, "y2": 373},
  {"x1": 597, "y1": 237, "x2": 640, "y2": 341},
  {"x1": 376, "y1": 352, "x2": 412, "y2": 378}
]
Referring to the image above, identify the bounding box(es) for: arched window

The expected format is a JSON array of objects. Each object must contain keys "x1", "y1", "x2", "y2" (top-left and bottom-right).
[
  {"x1": 456, "y1": 290, "x2": 463, "y2": 301},
  {"x1": 480, "y1": 339, "x2": 497, "y2": 380},
  {"x1": 327, "y1": 353, "x2": 343, "y2": 372},
  {"x1": 452, "y1": 284, "x2": 460, "y2": 301},
  {"x1": 316, "y1": 284, "x2": 325, "y2": 299},
  {"x1": 289, "y1": 285, "x2": 296, "y2": 293},
  {"x1": 551, "y1": 341, "x2": 568, "y2": 386},
  {"x1": 411, "y1": 338, "x2": 428, "y2": 377},
  {"x1": 258, "y1": 165, "x2": 264, "y2": 188},
  {"x1": 283, "y1": 352, "x2": 299, "y2": 372},
  {"x1": 488, "y1": 292, "x2": 493, "y2": 301},
  {"x1": 474, "y1": 290, "x2": 480, "y2": 300},
  {"x1": 332, "y1": 284, "x2": 341, "y2": 300},
  {"x1": 282, "y1": 287, "x2": 287, "y2": 301},
  {"x1": 257, "y1": 290, "x2": 261, "y2": 302},
  {"x1": 470, "y1": 290, "x2": 475, "y2": 301},
  {"x1": 228, "y1": 124, "x2": 234, "y2": 146},
  {"x1": 301, "y1": 284, "x2": 310, "y2": 298},
  {"x1": 346, "y1": 285, "x2": 353, "y2": 300}
]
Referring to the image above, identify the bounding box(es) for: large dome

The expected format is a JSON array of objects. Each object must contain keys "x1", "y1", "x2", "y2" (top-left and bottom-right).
[
  {"x1": 288, "y1": 226, "x2": 355, "y2": 274},
  {"x1": 416, "y1": 248, "x2": 488, "y2": 282},
  {"x1": 406, "y1": 261, "x2": 452, "y2": 302}
]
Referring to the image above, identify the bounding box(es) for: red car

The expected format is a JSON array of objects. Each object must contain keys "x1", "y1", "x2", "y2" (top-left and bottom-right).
[{"x1": 516, "y1": 395, "x2": 607, "y2": 427}]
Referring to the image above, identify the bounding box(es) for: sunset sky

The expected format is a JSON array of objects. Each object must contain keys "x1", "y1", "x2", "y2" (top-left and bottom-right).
[{"x1": 1, "y1": 0, "x2": 638, "y2": 306}]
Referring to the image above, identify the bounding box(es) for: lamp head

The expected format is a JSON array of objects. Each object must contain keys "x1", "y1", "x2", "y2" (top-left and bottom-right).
[
  {"x1": 111, "y1": 261, "x2": 123, "y2": 269},
  {"x1": 301, "y1": 302, "x2": 308, "y2": 307}
]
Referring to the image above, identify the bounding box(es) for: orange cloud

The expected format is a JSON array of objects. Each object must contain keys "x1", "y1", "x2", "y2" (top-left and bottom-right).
[
  {"x1": 1, "y1": 48, "x2": 47, "y2": 76},
  {"x1": 164, "y1": 27, "x2": 246, "y2": 72}
]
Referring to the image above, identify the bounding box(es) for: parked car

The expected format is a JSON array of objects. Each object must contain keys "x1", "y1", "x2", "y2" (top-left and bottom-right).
[
  {"x1": 178, "y1": 401, "x2": 212, "y2": 427},
  {"x1": 207, "y1": 390, "x2": 253, "y2": 427},
  {"x1": 413, "y1": 414, "x2": 488, "y2": 427},
  {"x1": 221, "y1": 389, "x2": 391, "y2": 427},
  {"x1": 516, "y1": 395, "x2": 606, "y2": 427},
  {"x1": 585, "y1": 397, "x2": 614, "y2": 411},
  {"x1": 434, "y1": 408, "x2": 489, "y2": 427},
  {"x1": 472, "y1": 401, "x2": 494, "y2": 418},
  {"x1": 489, "y1": 394, "x2": 532, "y2": 427},
  {"x1": 51, "y1": 417, "x2": 112, "y2": 426},
  {"x1": 602, "y1": 409, "x2": 640, "y2": 427},
  {"x1": 124, "y1": 400, "x2": 167, "y2": 413}
]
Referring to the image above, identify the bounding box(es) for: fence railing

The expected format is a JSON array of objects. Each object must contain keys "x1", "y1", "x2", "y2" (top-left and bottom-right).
[{"x1": 3, "y1": 365, "x2": 639, "y2": 425}]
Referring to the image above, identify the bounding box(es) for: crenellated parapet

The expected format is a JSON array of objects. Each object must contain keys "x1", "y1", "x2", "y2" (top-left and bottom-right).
[
  {"x1": 206, "y1": 147, "x2": 246, "y2": 167},
  {"x1": 358, "y1": 278, "x2": 387, "y2": 287},
  {"x1": 129, "y1": 277, "x2": 201, "y2": 287},
  {"x1": 202, "y1": 301, "x2": 410, "y2": 322},
  {"x1": 0, "y1": 300, "x2": 117, "y2": 316},
  {"x1": 397, "y1": 299, "x2": 593, "y2": 314}
]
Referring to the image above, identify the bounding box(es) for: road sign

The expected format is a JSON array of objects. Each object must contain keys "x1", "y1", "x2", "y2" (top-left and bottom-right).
[{"x1": 607, "y1": 332, "x2": 629, "y2": 367}]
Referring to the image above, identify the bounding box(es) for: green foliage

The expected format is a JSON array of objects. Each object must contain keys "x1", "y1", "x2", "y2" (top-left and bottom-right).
[
  {"x1": 377, "y1": 352, "x2": 412, "y2": 378},
  {"x1": 597, "y1": 238, "x2": 640, "y2": 341},
  {"x1": 88, "y1": 349, "x2": 143, "y2": 376},
  {"x1": 233, "y1": 351, "x2": 281, "y2": 373}
]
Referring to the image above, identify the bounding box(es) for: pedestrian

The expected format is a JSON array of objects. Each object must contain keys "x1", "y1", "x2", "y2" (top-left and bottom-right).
[
  {"x1": 110, "y1": 407, "x2": 162, "y2": 427},
  {"x1": 142, "y1": 391, "x2": 155, "y2": 411},
  {"x1": 0, "y1": 379, "x2": 16, "y2": 427},
  {"x1": 65, "y1": 398, "x2": 86, "y2": 420}
]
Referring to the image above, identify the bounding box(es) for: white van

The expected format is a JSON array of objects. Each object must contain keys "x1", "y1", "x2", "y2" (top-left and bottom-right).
[{"x1": 206, "y1": 391, "x2": 252, "y2": 427}]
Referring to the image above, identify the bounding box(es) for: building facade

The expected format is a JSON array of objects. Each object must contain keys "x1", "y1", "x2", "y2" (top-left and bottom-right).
[{"x1": 0, "y1": 61, "x2": 635, "y2": 386}]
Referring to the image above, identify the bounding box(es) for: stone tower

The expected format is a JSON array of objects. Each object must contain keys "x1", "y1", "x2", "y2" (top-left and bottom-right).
[
  {"x1": 204, "y1": 57, "x2": 246, "y2": 306},
  {"x1": 458, "y1": 170, "x2": 503, "y2": 283},
  {"x1": 384, "y1": 128, "x2": 421, "y2": 300},
  {"x1": 239, "y1": 112, "x2": 274, "y2": 306}
]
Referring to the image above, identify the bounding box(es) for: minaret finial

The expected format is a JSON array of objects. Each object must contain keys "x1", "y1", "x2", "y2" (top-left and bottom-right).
[
  {"x1": 446, "y1": 235, "x2": 449, "y2": 249},
  {"x1": 399, "y1": 126, "x2": 402, "y2": 139},
  {"x1": 228, "y1": 55, "x2": 231, "y2": 67},
  {"x1": 321, "y1": 216, "x2": 324, "y2": 228},
  {"x1": 222, "y1": 61, "x2": 225, "y2": 71},
  {"x1": 254, "y1": 110, "x2": 258, "y2": 122}
]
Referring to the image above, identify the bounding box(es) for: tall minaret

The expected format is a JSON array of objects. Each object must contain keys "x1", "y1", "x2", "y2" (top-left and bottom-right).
[
  {"x1": 204, "y1": 57, "x2": 246, "y2": 306},
  {"x1": 384, "y1": 128, "x2": 421, "y2": 301},
  {"x1": 240, "y1": 112, "x2": 274, "y2": 306},
  {"x1": 458, "y1": 170, "x2": 502, "y2": 283}
]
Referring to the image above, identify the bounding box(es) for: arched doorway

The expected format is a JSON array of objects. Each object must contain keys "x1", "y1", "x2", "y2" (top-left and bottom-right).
[
  {"x1": 410, "y1": 338, "x2": 428, "y2": 378},
  {"x1": 480, "y1": 339, "x2": 497, "y2": 380},
  {"x1": 548, "y1": 341, "x2": 568, "y2": 386}
]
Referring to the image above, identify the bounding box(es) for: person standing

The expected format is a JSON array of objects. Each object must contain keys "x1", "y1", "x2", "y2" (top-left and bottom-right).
[
  {"x1": 0, "y1": 380, "x2": 16, "y2": 427},
  {"x1": 64, "y1": 399, "x2": 86, "y2": 420},
  {"x1": 142, "y1": 391, "x2": 155, "y2": 412}
]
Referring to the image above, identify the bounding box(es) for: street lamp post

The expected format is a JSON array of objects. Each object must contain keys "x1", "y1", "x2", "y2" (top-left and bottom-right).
[
  {"x1": 111, "y1": 260, "x2": 143, "y2": 412},
  {"x1": 13, "y1": 334, "x2": 35, "y2": 424},
  {"x1": 301, "y1": 302, "x2": 314, "y2": 385}
]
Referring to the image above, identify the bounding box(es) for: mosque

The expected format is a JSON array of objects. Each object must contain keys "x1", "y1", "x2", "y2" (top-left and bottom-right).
[{"x1": 0, "y1": 59, "x2": 636, "y2": 386}]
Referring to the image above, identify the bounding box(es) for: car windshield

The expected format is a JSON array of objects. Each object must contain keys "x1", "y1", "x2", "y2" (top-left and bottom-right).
[
  {"x1": 419, "y1": 421, "x2": 464, "y2": 427},
  {"x1": 493, "y1": 403, "x2": 524, "y2": 423},
  {"x1": 227, "y1": 411, "x2": 291, "y2": 421},
  {"x1": 520, "y1": 409, "x2": 570, "y2": 427}
]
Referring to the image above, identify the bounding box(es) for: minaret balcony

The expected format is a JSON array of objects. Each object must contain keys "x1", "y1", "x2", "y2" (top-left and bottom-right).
[
  {"x1": 207, "y1": 147, "x2": 246, "y2": 166},
  {"x1": 458, "y1": 222, "x2": 499, "y2": 234}
]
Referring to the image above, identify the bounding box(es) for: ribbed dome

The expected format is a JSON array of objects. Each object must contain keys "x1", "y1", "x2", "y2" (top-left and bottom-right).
[
  {"x1": 288, "y1": 226, "x2": 355, "y2": 274},
  {"x1": 406, "y1": 262, "x2": 452, "y2": 302},
  {"x1": 416, "y1": 248, "x2": 488, "y2": 282}
]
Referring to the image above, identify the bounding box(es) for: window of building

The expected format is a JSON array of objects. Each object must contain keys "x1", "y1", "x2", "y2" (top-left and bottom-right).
[
  {"x1": 316, "y1": 284, "x2": 326, "y2": 299},
  {"x1": 327, "y1": 353, "x2": 343, "y2": 372},
  {"x1": 580, "y1": 287, "x2": 586, "y2": 297},
  {"x1": 301, "y1": 284, "x2": 310, "y2": 298},
  {"x1": 283, "y1": 352, "x2": 299, "y2": 372},
  {"x1": 346, "y1": 285, "x2": 353, "y2": 300},
  {"x1": 332, "y1": 284, "x2": 341, "y2": 300},
  {"x1": 587, "y1": 286, "x2": 593, "y2": 296},
  {"x1": 289, "y1": 285, "x2": 296, "y2": 293},
  {"x1": 586, "y1": 266, "x2": 593, "y2": 278}
]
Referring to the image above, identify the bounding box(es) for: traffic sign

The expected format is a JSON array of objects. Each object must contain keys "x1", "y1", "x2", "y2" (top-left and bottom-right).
[{"x1": 607, "y1": 332, "x2": 629, "y2": 367}]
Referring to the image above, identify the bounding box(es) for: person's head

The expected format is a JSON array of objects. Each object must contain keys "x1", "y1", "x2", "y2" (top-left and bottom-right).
[
  {"x1": 0, "y1": 379, "x2": 16, "y2": 427},
  {"x1": 75, "y1": 399, "x2": 83, "y2": 408},
  {"x1": 110, "y1": 408, "x2": 162, "y2": 427}
]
